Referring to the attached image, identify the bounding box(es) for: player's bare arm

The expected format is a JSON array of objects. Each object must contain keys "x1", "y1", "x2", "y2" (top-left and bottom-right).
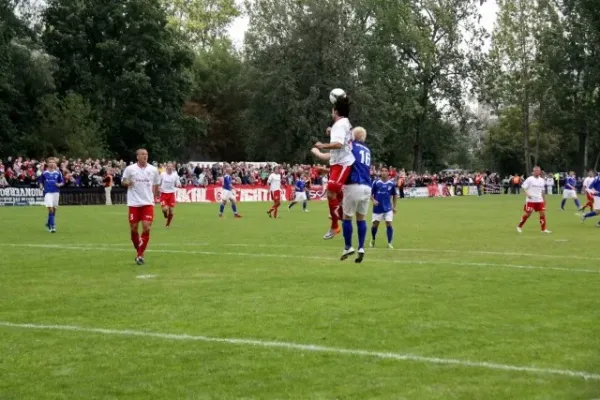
[
  {"x1": 392, "y1": 194, "x2": 398, "y2": 213},
  {"x1": 315, "y1": 141, "x2": 343, "y2": 150},
  {"x1": 311, "y1": 148, "x2": 331, "y2": 162}
]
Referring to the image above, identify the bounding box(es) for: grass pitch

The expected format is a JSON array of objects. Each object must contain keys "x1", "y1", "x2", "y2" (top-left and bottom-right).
[{"x1": 0, "y1": 195, "x2": 599, "y2": 399}]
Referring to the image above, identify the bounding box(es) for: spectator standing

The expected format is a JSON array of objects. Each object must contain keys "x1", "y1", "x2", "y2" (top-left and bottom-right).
[{"x1": 104, "y1": 168, "x2": 114, "y2": 205}]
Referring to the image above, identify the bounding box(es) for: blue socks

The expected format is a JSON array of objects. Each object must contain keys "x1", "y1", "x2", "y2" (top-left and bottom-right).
[
  {"x1": 342, "y1": 219, "x2": 353, "y2": 250},
  {"x1": 584, "y1": 211, "x2": 597, "y2": 219},
  {"x1": 371, "y1": 225, "x2": 378, "y2": 240},
  {"x1": 47, "y1": 212, "x2": 55, "y2": 227},
  {"x1": 357, "y1": 220, "x2": 367, "y2": 249},
  {"x1": 231, "y1": 203, "x2": 238, "y2": 214},
  {"x1": 575, "y1": 199, "x2": 581, "y2": 208},
  {"x1": 219, "y1": 203, "x2": 225, "y2": 214},
  {"x1": 302, "y1": 201, "x2": 307, "y2": 210},
  {"x1": 561, "y1": 199, "x2": 566, "y2": 210},
  {"x1": 386, "y1": 226, "x2": 393, "y2": 244}
]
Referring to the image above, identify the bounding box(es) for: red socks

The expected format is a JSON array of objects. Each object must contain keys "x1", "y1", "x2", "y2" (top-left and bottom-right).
[
  {"x1": 131, "y1": 231, "x2": 140, "y2": 250},
  {"x1": 540, "y1": 216, "x2": 546, "y2": 231},
  {"x1": 329, "y1": 198, "x2": 340, "y2": 230},
  {"x1": 138, "y1": 232, "x2": 150, "y2": 257},
  {"x1": 166, "y1": 212, "x2": 173, "y2": 227},
  {"x1": 518, "y1": 214, "x2": 529, "y2": 228}
]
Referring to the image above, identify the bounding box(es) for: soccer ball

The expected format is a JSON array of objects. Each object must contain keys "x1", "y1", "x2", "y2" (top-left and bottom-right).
[{"x1": 329, "y1": 88, "x2": 347, "y2": 104}]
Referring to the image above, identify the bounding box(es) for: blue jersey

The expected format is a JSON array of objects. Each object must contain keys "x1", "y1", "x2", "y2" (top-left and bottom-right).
[
  {"x1": 348, "y1": 141, "x2": 371, "y2": 186},
  {"x1": 565, "y1": 176, "x2": 576, "y2": 190},
  {"x1": 295, "y1": 179, "x2": 305, "y2": 192},
  {"x1": 588, "y1": 177, "x2": 600, "y2": 196},
  {"x1": 372, "y1": 179, "x2": 397, "y2": 214},
  {"x1": 223, "y1": 174, "x2": 233, "y2": 190},
  {"x1": 38, "y1": 170, "x2": 63, "y2": 194}
]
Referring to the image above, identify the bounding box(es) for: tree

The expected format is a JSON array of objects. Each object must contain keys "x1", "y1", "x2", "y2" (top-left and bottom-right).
[{"x1": 42, "y1": 0, "x2": 195, "y2": 160}]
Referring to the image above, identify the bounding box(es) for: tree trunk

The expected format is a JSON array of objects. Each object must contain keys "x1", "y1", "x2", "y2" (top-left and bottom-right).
[
  {"x1": 578, "y1": 129, "x2": 587, "y2": 176},
  {"x1": 522, "y1": 99, "x2": 531, "y2": 174},
  {"x1": 413, "y1": 81, "x2": 429, "y2": 173}
]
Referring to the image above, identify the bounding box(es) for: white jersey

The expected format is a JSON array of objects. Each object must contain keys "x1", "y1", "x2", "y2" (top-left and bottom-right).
[
  {"x1": 122, "y1": 163, "x2": 160, "y2": 206},
  {"x1": 583, "y1": 177, "x2": 594, "y2": 190},
  {"x1": 160, "y1": 172, "x2": 181, "y2": 193},
  {"x1": 522, "y1": 176, "x2": 546, "y2": 203},
  {"x1": 267, "y1": 173, "x2": 281, "y2": 191},
  {"x1": 329, "y1": 117, "x2": 355, "y2": 166}
]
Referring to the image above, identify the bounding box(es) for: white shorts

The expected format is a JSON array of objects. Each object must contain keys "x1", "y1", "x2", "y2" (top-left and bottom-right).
[
  {"x1": 221, "y1": 189, "x2": 235, "y2": 202},
  {"x1": 372, "y1": 211, "x2": 394, "y2": 222},
  {"x1": 594, "y1": 196, "x2": 600, "y2": 211},
  {"x1": 294, "y1": 192, "x2": 307, "y2": 201},
  {"x1": 342, "y1": 184, "x2": 371, "y2": 217},
  {"x1": 44, "y1": 193, "x2": 59, "y2": 208},
  {"x1": 562, "y1": 189, "x2": 577, "y2": 199}
]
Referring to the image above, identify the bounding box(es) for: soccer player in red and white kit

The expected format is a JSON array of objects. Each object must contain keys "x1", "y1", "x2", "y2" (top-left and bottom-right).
[
  {"x1": 517, "y1": 166, "x2": 551, "y2": 234},
  {"x1": 122, "y1": 149, "x2": 161, "y2": 265},
  {"x1": 267, "y1": 165, "x2": 282, "y2": 218},
  {"x1": 159, "y1": 162, "x2": 181, "y2": 228},
  {"x1": 314, "y1": 95, "x2": 355, "y2": 239},
  {"x1": 579, "y1": 169, "x2": 595, "y2": 212}
]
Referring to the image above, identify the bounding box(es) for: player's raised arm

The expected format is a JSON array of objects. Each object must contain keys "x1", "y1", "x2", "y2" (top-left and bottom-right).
[{"x1": 311, "y1": 147, "x2": 331, "y2": 162}]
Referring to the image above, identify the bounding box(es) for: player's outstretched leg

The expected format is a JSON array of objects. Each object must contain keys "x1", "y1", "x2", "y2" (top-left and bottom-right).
[
  {"x1": 370, "y1": 221, "x2": 379, "y2": 248},
  {"x1": 231, "y1": 201, "x2": 241, "y2": 218},
  {"x1": 355, "y1": 219, "x2": 367, "y2": 263},
  {"x1": 517, "y1": 211, "x2": 532, "y2": 233},
  {"x1": 386, "y1": 222, "x2": 394, "y2": 249},
  {"x1": 581, "y1": 210, "x2": 597, "y2": 223},
  {"x1": 574, "y1": 198, "x2": 581, "y2": 210},
  {"x1": 325, "y1": 193, "x2": 341, "y2": 239},
  {"x1": 288, "y1": 201, "x2": 297, "y2": 210},
  {"x1": 219, "y1": 201, "x2": 225, "y2": 218},
  {"x1": 341, "y1": 218, "x2": 355, "y2": 261}
]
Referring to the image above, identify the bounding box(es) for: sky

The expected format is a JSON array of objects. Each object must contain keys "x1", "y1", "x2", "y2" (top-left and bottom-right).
[{"x1": 227, "y1": 0, "x2": 499, "y2": 48}]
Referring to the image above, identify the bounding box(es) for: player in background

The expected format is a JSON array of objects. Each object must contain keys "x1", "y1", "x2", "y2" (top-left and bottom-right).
[
  {"x1": 517, "y1": 166, "x2": 551, "y2": 234},
  {"x1": 313, "y1": 127, "x2": 371, "y2": 263},
  {"x1": 560, "y1": 171, "x2": 581, "y2": 210},
  {"x1": 313, "y1": 95, "x2": 355, "y2": 239},
  {"x1": 219, "y1": 166, "x2": 242, "y2": 218},
  {"x1": 38, "y1": 157, "x2": 64, "y2": 233},
  {"x1": 579, "y1": 170, "x2": 595, "y2": 212},
  {"x1": 159, "y1": 162, "x2": 181, "y2": 228},
  {"x1": 122, "y1": 149, "x2": 161, "y2": 265},
  {"x1": 267, "y1": 166, "x2": 282, "y2": 218},
  {"x1": 288, "y1": 173, "x2": 309, "y2": 212},
  {"x1": 580, "y1": 174, "x2": 600, "y2": 225},
  {"x1": 370, "y1": 166, "x2": 398, "y2": 249}
]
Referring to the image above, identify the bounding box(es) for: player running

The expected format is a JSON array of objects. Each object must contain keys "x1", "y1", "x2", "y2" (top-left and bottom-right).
[
  {"x1": 579, "y1": 170, "x2": 595, "y2": 212},
  {"x1": 38, "y1": 157, "x2": 64, "y2": 233},
  {"x1": 517, "y1": 166, "x2": 551, "y2": 234},
  {"x1": 219, "y1": 166, "x2": 242, "y2": 218},
  {"x1": 560, "y1": 171, "x2": 581, "y2": 210},
  {"x1": 313, "y1": 95, "x2": 355, "y2": 239},
  {"x1": 288, "y1": 173, "x2": 309, "y2": 212},
  {"x1": 267, "y1": 166, "x2": 282, "y2": 218},
  {"x1": 370, "y1": 167, "x2": 397, "y2": 249},
  {"x1": 312, "y1": 127, "x2": 371, "y2": 263},
  {"x1": 580, "y1": 174, "x2": 600, "y2": 225},
  {"x1": 122, "y1": 149, "x2": 161, "y2": 265},
  {"x1": 159, "y1": 162, "x2": 181, "y2": 228}
]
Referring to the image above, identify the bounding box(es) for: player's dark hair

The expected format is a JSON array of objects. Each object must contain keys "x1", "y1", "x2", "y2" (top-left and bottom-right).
[{"x1": 333, "y1": 96, "x2": 350, "y2": 118}]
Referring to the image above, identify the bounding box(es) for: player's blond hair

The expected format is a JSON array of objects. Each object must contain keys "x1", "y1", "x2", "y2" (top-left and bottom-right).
[{"x1": 352, "y1": 127, "x2": 367, "y2": 142}]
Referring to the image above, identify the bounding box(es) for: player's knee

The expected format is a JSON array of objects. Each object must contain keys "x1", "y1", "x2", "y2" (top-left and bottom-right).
[{"x1": 385, "y1": 222, "x2": 392, "y2": 227}]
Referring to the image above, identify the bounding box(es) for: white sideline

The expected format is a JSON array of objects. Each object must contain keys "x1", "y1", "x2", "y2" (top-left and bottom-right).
[
  {"x1": 1, "y1": 243, "x2": 598, "y2": 274},
  {"x1": 0, "y1": 321, "x2": 598, "y2": 381}
]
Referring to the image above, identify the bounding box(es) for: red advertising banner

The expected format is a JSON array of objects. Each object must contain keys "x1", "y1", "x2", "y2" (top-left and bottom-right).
[{"x1": 157, "y1": 185, "x2": 329, "y2": 203}]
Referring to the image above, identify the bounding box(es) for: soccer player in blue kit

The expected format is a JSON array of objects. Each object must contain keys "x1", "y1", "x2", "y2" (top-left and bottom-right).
[
  {"x1": 581, "y1": 174, "x2": 600, "y2": 225},
  {"x1": 219, "y1": 166, "x2": 242, "y2": 218},
  {"x1": 370, "y1": 167, "x2": 397, "y2": 249},
  {"x1": 288, "y1": 173, "x2": 309, "y2": 212},
  {"x1": 312, "y1": 126, "x2": 372, "y2": 263},
  {"x1": 561, "y1": 171, "x2": 580, "y2": 210},
  {"x1": 38, "y1": 157, "x2": 64, "y2": 233}
]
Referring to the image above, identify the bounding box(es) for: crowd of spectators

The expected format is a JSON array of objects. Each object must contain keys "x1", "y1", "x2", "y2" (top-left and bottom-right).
[{"x1": 1, "y1": 155, "x2": 568, "y2": 194}]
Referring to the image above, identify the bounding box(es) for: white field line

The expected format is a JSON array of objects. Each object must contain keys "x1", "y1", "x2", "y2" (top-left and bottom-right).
[
  {"x1": 2, "y1": 243, "x2": 599, "y2": 274},
  {"x1": 127, "y1": 242, "x2": 593, "y2": 262},
  {"x1": 0, "y1": 321, "x2": 598, "y2": 381}
]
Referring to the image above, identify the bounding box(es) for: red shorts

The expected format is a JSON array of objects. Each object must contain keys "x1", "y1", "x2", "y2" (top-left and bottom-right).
[
  {"x1": 160, "y1": 192, "x2": 176, "y2": 208},
  {"x1": 327, "y1": 164, "x2": 352, "y2": 193},
  {"x1": 524, "y1": 201, "x2": 545, "y2": 213},
  {"x1": 587, "y1": 192, "x2": 594, "y2": 202},
  {"x1": 271, "y1": 190, "x2": 281, "y2": 202},
  {"x1": 129, "y1": 205, "x2": 154, "y2": 224}
]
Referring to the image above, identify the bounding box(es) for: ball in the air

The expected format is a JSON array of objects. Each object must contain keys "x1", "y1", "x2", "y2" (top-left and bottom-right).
[{"x1": 329, "y1": 88, "x2": 347, "y2": 104}]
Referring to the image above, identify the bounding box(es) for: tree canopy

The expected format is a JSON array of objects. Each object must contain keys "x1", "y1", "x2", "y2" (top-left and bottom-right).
[{"x1": 1, "y1": 0, "x2": 600, "y2": 174}]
